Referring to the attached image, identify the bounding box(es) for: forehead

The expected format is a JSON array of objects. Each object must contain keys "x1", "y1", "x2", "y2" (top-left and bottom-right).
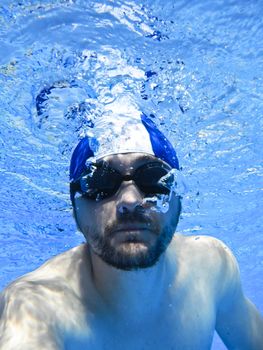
[{"x1": 99, "y1": 153, "x2": 162, "y2": 172}]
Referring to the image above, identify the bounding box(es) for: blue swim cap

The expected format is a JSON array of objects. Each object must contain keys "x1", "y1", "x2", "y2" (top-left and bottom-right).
[{"x1": 70, "y1": 113, "x2": 179, "y2": 182}]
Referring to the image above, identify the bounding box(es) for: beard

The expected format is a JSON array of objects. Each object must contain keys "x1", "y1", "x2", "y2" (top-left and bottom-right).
[{"x1": 85, "y1": 211, "x2": 175, "y2": 271}]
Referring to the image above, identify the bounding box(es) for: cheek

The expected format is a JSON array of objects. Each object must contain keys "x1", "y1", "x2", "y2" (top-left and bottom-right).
[
  {"x1": 74, "y1": 198, "x2": 116, "y2": 233},
  {"x1": 74, "y1": 198, "x2": 95, "y2": 232}
]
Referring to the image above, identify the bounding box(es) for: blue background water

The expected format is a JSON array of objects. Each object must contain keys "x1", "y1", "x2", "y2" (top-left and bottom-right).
[{"x1": 0, "y1": 1, "x2": 262, "y2": 349}]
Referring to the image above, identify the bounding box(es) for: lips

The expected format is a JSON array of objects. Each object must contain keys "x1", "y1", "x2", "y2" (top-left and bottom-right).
[
  {"x1": 113, "y1": 225, "x2": 151, "y2": 233},
  {"x1": 110, "y1": 225, "x2": 154, "y2": 244}
]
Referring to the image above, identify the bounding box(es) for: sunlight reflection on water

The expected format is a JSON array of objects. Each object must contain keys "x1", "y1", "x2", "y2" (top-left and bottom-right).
[{"x1": 0, "y1": 1, "x2": 262, "y2": 348}]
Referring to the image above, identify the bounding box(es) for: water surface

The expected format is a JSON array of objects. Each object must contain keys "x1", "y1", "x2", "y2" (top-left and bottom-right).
[{"x1": 0, "y1": 1, "x2": 262, "y2": 349}]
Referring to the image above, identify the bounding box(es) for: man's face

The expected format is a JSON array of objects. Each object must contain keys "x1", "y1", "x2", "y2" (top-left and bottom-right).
[{"x1": 74, "y1": 153, "x2": 181, "y2": 270}]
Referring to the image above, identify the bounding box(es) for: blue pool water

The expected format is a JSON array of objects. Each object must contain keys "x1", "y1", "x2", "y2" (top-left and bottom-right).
[{"x1": 0, "y1": 1, "x2": 262, "y2": 348}]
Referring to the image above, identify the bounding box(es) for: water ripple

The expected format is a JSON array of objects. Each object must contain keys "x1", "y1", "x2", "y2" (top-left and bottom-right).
[{"x1": 0, "y1": 3, "x2": 262, "y2": 337}]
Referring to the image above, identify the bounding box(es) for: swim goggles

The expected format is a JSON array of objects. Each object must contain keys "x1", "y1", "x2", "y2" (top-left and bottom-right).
[{"x1": 70, "y1": 160, "x2": 176, "y2": 201}]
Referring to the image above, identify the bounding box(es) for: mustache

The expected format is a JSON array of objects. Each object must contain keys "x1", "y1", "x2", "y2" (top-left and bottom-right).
[{"x1": 105, "y1": 210, "x2": 157, "y2": 236}]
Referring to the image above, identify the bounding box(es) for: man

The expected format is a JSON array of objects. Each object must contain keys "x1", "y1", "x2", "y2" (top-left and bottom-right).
[{"x1": 0, "y1": 113, "x2": 262, "y2": 349}]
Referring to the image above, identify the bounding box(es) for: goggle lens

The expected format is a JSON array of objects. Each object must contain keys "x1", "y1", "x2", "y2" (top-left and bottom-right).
[{"x1": 72, "y1": 161, "x2": 174, "y2": 200}]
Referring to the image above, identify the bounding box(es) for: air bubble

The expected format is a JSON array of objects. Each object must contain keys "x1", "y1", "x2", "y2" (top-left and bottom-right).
[{"x1": 143, "y1": 194, "x2": 170, "y2": 213}]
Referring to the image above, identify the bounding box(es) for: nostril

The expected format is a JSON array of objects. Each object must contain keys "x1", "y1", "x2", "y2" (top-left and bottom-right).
[
  {"x1": 117, "y1": 203, "x2": 146, "y2": 217},
  {"x1": 115, "y1": 180, "x2": 147, "y2": 217},
  {"x1": 118, "y1": 206, "x2": 129, "y2": 214}
]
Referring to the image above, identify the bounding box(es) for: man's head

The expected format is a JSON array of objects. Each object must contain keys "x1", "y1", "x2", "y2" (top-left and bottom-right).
[{"x1": 69, "y1": 114, "x2": 181, "y2": 270}]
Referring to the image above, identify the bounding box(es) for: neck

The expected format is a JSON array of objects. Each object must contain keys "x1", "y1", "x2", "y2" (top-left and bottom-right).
[{"x1": 88, "y1": 248, "x2": 171, "y2": 319}]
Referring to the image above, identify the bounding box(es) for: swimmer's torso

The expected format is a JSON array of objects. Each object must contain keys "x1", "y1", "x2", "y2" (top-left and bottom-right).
[
  {"x1": 0, "y1": 235, "x2": 229, "y2": 350},
  {"x1": 63, "y1": 289, "x2": 215, "y2": 350}
]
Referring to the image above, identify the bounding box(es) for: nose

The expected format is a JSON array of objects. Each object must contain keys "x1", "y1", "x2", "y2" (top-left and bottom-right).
[{"x1": 116, "y1": 180, "x2": 144, "y2": 215}]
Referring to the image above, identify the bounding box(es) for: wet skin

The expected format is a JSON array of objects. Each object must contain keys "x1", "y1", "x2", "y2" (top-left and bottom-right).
[
  {"x1": 0, "y1": 153, "x2": 263, "y2": 350},
  {"x1": 73, "y1": 153, "x2": 181, "y2": 271}
]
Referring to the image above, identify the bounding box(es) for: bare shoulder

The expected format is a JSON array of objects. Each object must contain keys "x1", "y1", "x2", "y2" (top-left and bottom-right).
[
  {"x1": 5, "y1": 243, "x2": 88, "y2": 285},
  {"x1": 0, "y1": 244, "x2": 91, "y2": 337},
  {"x1": 172, "y1": 234, "x2": 237, "y2": 262},
  {"x1": 170, "y1": 235, "x2": 240, "y2": 298},
  {"x1": 23, "y1": 243, "x2": 89, "y2": 282},
  {"x1": 0, "y1": 243, "x2": 90, "y2": 305}
]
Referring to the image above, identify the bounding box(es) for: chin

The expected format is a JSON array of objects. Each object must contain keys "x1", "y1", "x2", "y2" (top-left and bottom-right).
[
  {"x1": 101, "y1": 242, "x2": 163, "y2": 271},
  {"x1": 118, "y1": 241, "x2": 149, "y2": 253},
  {"x1": 88, "y1": 225, "x2": 174, "y2": 271}
]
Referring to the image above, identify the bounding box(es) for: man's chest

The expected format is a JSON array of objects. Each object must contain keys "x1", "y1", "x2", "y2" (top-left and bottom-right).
[{"x1": 64, "y1": 292, "x2": 216, "y2": 350}]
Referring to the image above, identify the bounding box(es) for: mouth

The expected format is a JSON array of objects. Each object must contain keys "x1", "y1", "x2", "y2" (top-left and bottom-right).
[
  {"x1": 111, "y1": 225, "x2": 154, "y2": 245},
  {"x1": 113, "y1": 225, "x2": 153, "y2": 235},
  {"x1": 114, "y1": 226, "x2": 149, "y2": 232}
]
